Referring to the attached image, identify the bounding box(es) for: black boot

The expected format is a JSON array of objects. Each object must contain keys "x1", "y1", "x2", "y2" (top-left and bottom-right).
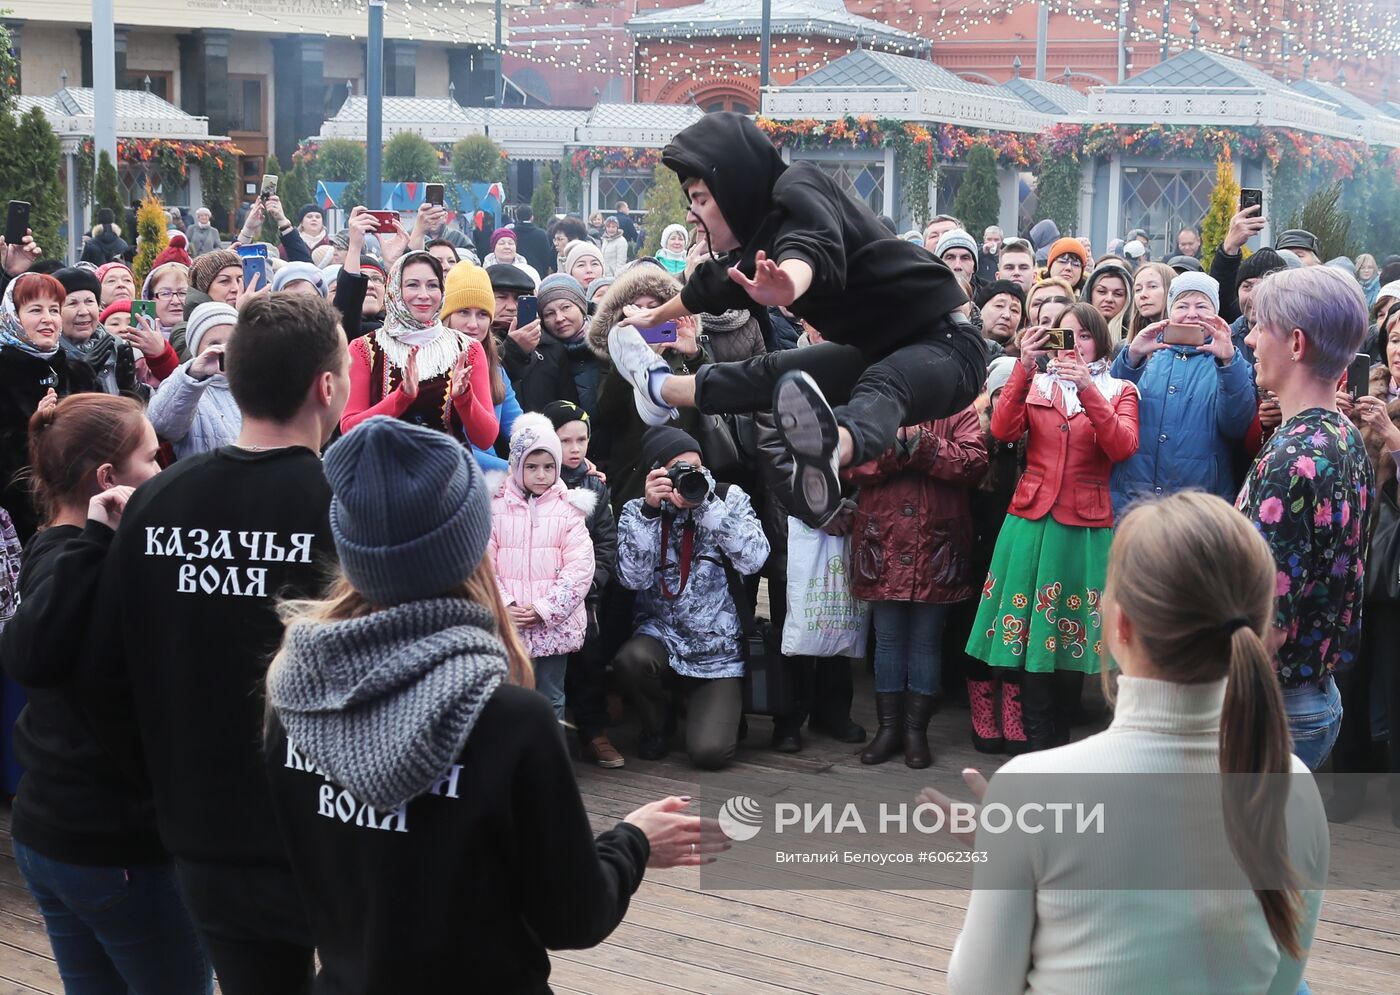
[
  {"x1": 1021, "y1": 673, "x2": 1056, "y2": 752},
  {"x1": 860, "y1": 692, "x2": 904, "y2": 765},
  {"x1": 1052, "y1": 671, "x2": 1085, "y2": 747},
  {"x1": 903, "y1": 693, "x2": 936, "y2": 769},
  {"x1": 771, "y1": 716, "x2": 804, "y2": 753}
]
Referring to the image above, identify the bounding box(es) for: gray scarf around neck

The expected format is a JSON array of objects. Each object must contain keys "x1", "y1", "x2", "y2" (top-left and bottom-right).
[{"x1": 267, "y1": 597, "x2": 509, "y2": 811}]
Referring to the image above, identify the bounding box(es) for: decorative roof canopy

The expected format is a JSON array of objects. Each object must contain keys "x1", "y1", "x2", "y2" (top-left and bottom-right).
[
  {"x1": 16, "y1": 87, "x2": 215, "y2": 145},
  {"x1": 315, "y1": 99, "x2": 700, "y2": 160},
  {"x1": 999, "y1": 76, "x2": 1089, "y2": 116},
  {"x1": 764, "y1": 49, "x2": 1049, "y2": 133},
  {"x1": 1085, "y1": 48, "x2": 1364, "y2": 142},
  {"x1": 627, "y1": 0, "x2": 926, "y2": 54}
]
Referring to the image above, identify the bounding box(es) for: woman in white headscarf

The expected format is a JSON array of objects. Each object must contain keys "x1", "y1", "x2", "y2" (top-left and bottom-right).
[{"x1": 340, "y1": 251, "x2": 498, "y2": 449}]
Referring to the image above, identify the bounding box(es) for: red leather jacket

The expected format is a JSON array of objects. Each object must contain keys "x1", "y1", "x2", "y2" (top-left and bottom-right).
[
  {"x1": 845, "y1": 407, "x2": 988, "y2": 603},
  {"x1": 992, "y1": 361, "x2": 1139, "y2": 528}
]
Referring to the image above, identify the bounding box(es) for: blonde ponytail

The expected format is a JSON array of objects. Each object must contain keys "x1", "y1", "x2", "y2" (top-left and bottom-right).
[
  {"x1": 1220, "y1": 623, "x2": 1302, "y2": 958},
  {"x1": 1106, "y1": 493, "x2": 1302, "y2": 958}
]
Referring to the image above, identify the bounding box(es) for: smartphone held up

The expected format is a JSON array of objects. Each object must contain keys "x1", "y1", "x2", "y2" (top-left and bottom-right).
[
  {"x1": 236, "y1": 243, "x2": 268, "y2": 291},
  {"x1": 5, "y1": 201, "x2": 31, "y2": 246}
]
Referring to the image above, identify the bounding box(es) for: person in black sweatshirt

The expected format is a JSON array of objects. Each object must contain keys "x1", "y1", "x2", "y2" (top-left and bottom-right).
[
  {"x1": 0, "y1": 393, "x2": 211, "y2": 991},
  {"x1": 605, "y1": 112, "x2": 987, "y2": 527},
  {"x1": 264, "y1": 415, "x2": 724, "y2": 993},
  {"x1": 81, "y1": 293, "x2": 351, "y2": 995}
]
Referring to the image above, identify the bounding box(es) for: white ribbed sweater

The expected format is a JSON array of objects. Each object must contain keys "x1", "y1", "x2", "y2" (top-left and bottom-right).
[{"x1": 948, "y1": 676, "x2": 1328, "y2": 995}]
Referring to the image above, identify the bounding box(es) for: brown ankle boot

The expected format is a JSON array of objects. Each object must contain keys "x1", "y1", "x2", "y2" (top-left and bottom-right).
[{"x1": 860, "y1": 692, "x2": 904, "y2": 765}]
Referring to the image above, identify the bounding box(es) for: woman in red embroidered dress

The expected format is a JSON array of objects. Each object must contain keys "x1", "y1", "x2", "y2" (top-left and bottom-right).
[{"x1": 340, "y1": 251, "x2": 498, "y2": 447}]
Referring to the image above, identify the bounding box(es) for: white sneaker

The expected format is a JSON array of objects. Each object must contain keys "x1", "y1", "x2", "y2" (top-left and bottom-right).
[
  {"x1": 608, "y1": 325, "x2": 678, "y2": 426},
  {"x1": 773, "y1": 371, "x2": 842, "y2": 527}
]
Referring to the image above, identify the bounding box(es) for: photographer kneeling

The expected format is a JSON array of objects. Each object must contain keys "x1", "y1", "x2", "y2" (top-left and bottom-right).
[{"x1": 614, "y1": 427, "x2": 769, "y2": 769}]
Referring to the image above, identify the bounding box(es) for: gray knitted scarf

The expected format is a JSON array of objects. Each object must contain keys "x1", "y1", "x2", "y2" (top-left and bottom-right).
[
  {"x1": 701, "y1": 308, "x2": 750, "y2": 334},
  {"x1": 268, "y1": 597, "x2": 509, "y2": 811}
]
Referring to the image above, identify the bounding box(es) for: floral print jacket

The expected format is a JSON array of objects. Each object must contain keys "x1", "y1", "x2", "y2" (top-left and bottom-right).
[{"x1": 1236, "y1": 408, "x2": 1375, "y2": 688}]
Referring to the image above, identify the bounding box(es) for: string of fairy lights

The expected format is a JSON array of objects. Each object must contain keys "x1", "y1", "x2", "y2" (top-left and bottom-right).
[{"x1": 217, "y1": 1, "x2": 1399, "y2": 90}]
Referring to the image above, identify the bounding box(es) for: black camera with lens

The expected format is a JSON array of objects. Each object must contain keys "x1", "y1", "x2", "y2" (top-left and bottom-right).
[{"x1": 666, "y1": 460, "x2": 712, "y2": 504}]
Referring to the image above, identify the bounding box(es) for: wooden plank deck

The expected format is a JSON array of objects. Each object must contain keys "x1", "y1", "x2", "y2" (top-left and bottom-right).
[{"x1": 4, "y1": 668, "x2": 1400, "y2": 993}]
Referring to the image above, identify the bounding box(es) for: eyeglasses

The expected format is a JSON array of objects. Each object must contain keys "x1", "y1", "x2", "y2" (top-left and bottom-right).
[{"x1": 153, "y1": 289, "x2": 188, "y2": 302}]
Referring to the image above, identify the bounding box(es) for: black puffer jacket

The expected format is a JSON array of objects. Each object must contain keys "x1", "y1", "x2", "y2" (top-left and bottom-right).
[
  {"x1": 499, "y1": 333, "x2": 577, "y2": 415},
  {"x1": 81, "y1": 226, "x2": 129, "y2": 266}
]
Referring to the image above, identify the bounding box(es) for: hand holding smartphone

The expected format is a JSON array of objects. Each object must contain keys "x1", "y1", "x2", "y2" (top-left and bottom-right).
[
  {"x1": 260, "y1": 174, "x2": 279, "y2": 203},
  {"x1": 515, "y1": 295, "x2": 539, "y2": 328},
  {"x1": 236, "y1": 243, "x2": 268, "y2": 292},
  {"x1": 425, "y1": 183, "x2": 445, "y2": 207},
  {"x1": 1239, "y1": 188, "x2": 1263, "y2": 214},
  {"x1": 131, "y1": 299, "x2": 158, "y2": 323},
  {"x1": 366, "y1": 210, "x2": 399, "y2": 235},
  {"x1": 1163, "y1": 322, "x2": 1206, "y2": 347},
  {"x1": 638, "y1": 320, "x2": 678, "y2": 345},
  {"x1": 5, "y1": 201, "x2": 30, "y2": 246},
  {"x1": 1347, "y1": 353, "x2": 1372, "y2": 400}
]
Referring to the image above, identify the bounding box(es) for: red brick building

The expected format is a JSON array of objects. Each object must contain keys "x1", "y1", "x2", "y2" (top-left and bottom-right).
[{"x1": 503, "y1": 1, "x2": 1396, "y2": 111}]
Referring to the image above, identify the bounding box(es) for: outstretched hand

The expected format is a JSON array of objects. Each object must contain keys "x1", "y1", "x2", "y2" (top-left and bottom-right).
[
  {"x1": 728, "y1": 251, "x2": 802, "y2": 307},
  {"x1": 917, "y1": 768, "x2": 990, "y2": 849},
  {"x1": 624, "y1": 796, "x2": 730, "y2": 868}
]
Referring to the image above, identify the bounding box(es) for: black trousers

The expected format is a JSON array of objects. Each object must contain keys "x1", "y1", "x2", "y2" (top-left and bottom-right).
[
  {"x1": 175, "y1": 861, "x2": 314, "y2": 995},
  {"x1": 611, "y1": 635, "x2": 743, "y2": 770},
  {"x1": 566, "y1": 625, "x2": 611, "y2": 740},
  {"x1": 693, "y1": 322, "x2": 987, "y2": 465},
  {"x1": 766, "y1": 561, "x2": 857, "y2": 731},
  {"x1": 1334, "y1": 608, "x2": 1399, "y2": 777}
]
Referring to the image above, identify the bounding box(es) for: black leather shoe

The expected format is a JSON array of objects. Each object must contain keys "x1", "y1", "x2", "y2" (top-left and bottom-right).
[
  {"x1": 637, "y1": 732, "x2": 669, "y2": 761},
  {"x1": 771, "y1": 726, "x2": 803, "y2": 753},
  {"x1": 809, "y1": 714, "x2": 867, "y2": 743}
]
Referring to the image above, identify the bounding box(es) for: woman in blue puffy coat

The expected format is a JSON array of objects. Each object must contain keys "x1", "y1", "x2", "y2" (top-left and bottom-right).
[{"x1": 1109, "y1": 272, "x2": 1255, "y2": 516}]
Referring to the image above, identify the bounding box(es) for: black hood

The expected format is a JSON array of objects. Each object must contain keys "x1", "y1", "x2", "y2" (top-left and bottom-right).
[{"x1": 662, "y1": 112, "x2": 786, "y2": 247}]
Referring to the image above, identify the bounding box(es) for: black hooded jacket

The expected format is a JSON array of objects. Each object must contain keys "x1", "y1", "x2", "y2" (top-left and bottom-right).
[{"x1": 663, "y1": 113, "x2": 969, "y2": 358}]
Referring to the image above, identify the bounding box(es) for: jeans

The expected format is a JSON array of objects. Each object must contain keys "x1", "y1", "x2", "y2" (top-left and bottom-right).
[
  {"x1": 871, "y1": 601, "x2": 948, "y2": 696},
  {"x1": 1284, "y1": 677, "x2": 1343, "y2": 771},
  {"x1": 533, "y1": 654, "x2": 567, "y2": 722},
  {"x1": 13, "y1": 840, "x2": 211, "y2": 995},
  {"x1": 693, "y1": 321, "x2": 986, "y2": 465}
]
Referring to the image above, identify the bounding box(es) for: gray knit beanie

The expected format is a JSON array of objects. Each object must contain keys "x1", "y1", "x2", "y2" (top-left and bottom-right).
[
  {"x1": 326, "y1": 416, "x2": 492, "y2": 604},
  {"x1": 1167, "y1": 271, "x2": 1220, "y2": 313},
  {"x1": 935, "y1": 228, "x2": 978, "y2": 261}
]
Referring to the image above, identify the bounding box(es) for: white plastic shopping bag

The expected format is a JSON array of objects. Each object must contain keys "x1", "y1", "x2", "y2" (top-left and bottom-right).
[{"x1": 781, "y1": 517, "x2": 870, "y2": 657}]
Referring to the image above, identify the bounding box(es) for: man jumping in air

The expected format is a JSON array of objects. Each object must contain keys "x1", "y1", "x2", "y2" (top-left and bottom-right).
[{"x1": 607, "y1": 113, "x2": 987, "y2": 526}]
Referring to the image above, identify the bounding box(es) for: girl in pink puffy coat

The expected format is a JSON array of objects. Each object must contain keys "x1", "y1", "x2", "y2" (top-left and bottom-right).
[{"x1": 489, "y1": 413, "x2": 597, "y2": 720}]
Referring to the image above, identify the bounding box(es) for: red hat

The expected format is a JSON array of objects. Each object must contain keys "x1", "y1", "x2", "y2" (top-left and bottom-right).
[
  {"x1": 150, "y1": 241, "x2": 193, "y2": 270},
  {"x1": 99, "y1": 299, "x2": 132, "y2": 324},
  {"x1": 490, "y1": 227, "x2": 515, "y2": 249}
]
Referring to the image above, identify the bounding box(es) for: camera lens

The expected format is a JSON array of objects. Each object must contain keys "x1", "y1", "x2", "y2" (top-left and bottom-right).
[{"x1": 676, "y1": 471, "x2": 710, "y2": 503}]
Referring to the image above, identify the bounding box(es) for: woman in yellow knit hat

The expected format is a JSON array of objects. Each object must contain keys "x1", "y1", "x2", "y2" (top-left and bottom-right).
[{"x1": 441, "y1": 262, "x2": 519, "y2": 470}]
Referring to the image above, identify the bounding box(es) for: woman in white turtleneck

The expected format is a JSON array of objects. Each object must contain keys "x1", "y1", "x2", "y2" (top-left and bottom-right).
[{"x1": 928, "y1": 491, "x2": 1328, "y2": 995}]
